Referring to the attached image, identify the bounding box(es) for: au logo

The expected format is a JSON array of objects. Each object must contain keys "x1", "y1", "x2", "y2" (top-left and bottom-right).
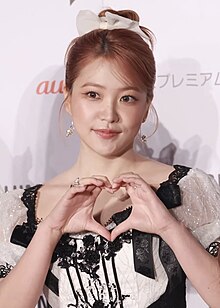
[{"x1": 36, "y1": 80, "x2": 64, "y2": 95}]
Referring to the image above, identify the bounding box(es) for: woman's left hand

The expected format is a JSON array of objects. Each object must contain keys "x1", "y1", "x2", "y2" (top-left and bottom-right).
[{"x1": 111, "y1": 172, "x2": 179, "y2": 241}]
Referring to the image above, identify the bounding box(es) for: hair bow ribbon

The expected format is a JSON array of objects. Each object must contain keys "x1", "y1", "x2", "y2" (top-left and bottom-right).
[{"x1": 76, "y1": 10, "x2": 150, "y2": 43}]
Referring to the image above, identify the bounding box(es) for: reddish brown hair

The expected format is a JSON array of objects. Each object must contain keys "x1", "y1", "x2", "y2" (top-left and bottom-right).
[{"x1": 65, "y1": 9, "x2": 156, "y2": 103}]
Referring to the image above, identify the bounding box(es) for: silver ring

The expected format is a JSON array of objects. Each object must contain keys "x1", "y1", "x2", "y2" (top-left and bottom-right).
[
  {"x1": 70, "y1": 177, "x2": 80, "y2": 187},
  {"x1": 74, "y1": 177, "x2": 80, "y2": 186}
]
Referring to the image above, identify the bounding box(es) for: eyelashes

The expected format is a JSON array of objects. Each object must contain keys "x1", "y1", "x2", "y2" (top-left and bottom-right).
[
  {"x1": 83, "y1": 91, "x2": 138, "y2": 104},
  {"x1": 120, "y1": 95, "x2": 137, "y2": 103},
  {"x1": 85, "y1": 91, "x2": 100, "y2": 100}
]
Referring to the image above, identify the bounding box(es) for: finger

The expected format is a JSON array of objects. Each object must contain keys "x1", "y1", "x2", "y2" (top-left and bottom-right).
[
  {"x1": 112, "y1": 178, "x2": 143, "y2": 191},
  {"x1": 91, "y1": 175, "x2": 116, "y2": 193},
  {"x1": 114, "y1": 174, "x2": 143, "y2": 183},
  {"x1": 110, "y1": 219, "x2": 132, "y2": 241},
  {"x1": 84, "y1": 184, "x2": 100, "y2": 192},
  {"x1": 67, "y1": 184, "x2": 101, "y2": 201},
  {"x1": 91, "y1": 175, "x2": 112, "y2": 188},
  {"x1": 112, "y1": 173, "x2": 143, "y2": 187},
  {"x1": 86, "y1": 185, "x2": 102, "y2": 198},
  {"x1": 111, "y1": 179, "x2": 127, "y2": 189},
  {"x1": 71, "y1": 177, "x2": 106, "y2": 188},
  {"x1": 86, "y1": 219, "x2": 111, "y2": 241},
  {"x1": 66, "y1": 185, "x2": 87, "y2": 199},
  {"x1": 116, "y1": 175, "x2": 150, "y2": 187},
  {"x1": 123, "y1": 180, "x2": 156, "y2": 199},
  {"x1": 104, "y1": 187, "x2": 116, "y2": 194}
]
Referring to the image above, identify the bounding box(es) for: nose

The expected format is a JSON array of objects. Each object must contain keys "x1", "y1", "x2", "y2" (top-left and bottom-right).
[{"x1": 99, "y1": 100, "x2": 119, "y2": 123}]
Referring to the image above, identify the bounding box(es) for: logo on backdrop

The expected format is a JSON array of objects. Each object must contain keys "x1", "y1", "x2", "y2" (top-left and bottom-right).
[
  {"x1": 35, "y1": 71, "x2": 220, "y2": 95},
  {"x1": 36, "y1": 80, "x2": 64, "y2": 95},
  {"x1": 157, "y1": 72, "x2": 220, "y2": 88}
]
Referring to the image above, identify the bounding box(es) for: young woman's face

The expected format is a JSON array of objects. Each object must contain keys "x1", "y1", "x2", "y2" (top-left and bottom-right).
[{"x1": 65, "y1": 58, "x2": 149, "y2": 157}]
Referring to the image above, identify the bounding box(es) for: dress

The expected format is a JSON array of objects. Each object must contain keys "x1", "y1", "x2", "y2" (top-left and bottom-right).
[{"x1": 0, "y1": 165, "x2": 220, "y2": 308}]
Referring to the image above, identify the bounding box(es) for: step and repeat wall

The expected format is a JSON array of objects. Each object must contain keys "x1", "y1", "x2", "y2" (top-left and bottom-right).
[{"x1": 0, "y1": 1, "x2": 219, "y2": 307}]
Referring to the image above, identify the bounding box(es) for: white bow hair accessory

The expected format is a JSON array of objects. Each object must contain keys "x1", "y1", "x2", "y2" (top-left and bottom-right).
[{"x1": 76, "y1": 10, "x2": 151, "y2": 45}]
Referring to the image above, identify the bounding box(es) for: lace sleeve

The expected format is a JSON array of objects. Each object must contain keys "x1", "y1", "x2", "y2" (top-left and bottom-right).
[
  {"x1": 0, "y1": 188, "x2": 26, "y2": 278},
  {"x1": 170, "y1": 169, "x2": 220, "y2": 248}
]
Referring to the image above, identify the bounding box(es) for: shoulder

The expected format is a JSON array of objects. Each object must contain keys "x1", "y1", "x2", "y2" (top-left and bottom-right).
[
  {"x1": 36, "y1": 172, "x2": 72, "y2": 220},
  {"x1": 0, "y1": 187, "x2": 25, "y2": 211},
  {"x1": 177, "y1": 166, "x2": 220, "y2": 217},
  {"x1": 0, "y1": 187, "x2": 27, "y2": 238},
  {"x1": 171, "y1": 167, "x2": 220, "y2": 247},
  {"x1": 0, "y1": 188, "x2": 28, "y2": 271},
  {"x1": 137, "y1": 158, "x2": 176, "y2": 189},
  {"x1": 39, "y1": 168, "x2": 74, "y2": 200},
  {"x1": 178, "y1": 167, "x2": 220, "y2": 195}
]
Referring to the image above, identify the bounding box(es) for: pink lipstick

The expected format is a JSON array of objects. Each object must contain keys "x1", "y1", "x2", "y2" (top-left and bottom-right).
[{"x1": 93, "y1": 129, "x2": 120, "y2": 139}]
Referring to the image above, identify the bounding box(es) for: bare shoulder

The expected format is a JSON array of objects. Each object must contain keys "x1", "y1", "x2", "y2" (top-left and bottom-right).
[
  {"x1": 137, "y1": 159, "x2": 175, "y2": 189},
  {"x1": 36, "y1": 169, "x2": 74, "y2": 220},
  {"x1": 40, "y1": 171, "x2": 70, "y2": 197}
]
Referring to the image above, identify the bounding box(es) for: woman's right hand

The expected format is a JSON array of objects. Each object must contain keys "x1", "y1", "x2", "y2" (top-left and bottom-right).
[{"x1": 41, "y1": 177, "x2": 111, "y2": 240}]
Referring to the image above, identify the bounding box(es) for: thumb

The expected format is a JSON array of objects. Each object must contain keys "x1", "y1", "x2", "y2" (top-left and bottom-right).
[
  {"x1": 87, "y1": 186, "x2": 102, "y2": 200},
  {"x1": 91, "y1": 186, "x2": 102, "y2": 197},
  {"x1": 111, "y1": 219, "x2": 131, "y2": 242}
]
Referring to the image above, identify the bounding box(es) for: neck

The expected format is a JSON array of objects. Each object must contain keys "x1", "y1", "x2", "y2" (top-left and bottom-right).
[{"x1": 72, "y1": 145, "x2": 142, "y2": 181}]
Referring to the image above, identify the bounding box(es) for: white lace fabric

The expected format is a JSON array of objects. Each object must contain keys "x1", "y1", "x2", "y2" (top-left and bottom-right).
[
  {"x1": 172, "y1": 168, "x2": 220, "y2": 248},
  {"x1": 0, "y1": 189, "x2": 26, "y2": 267},
  {"x1": 0, "y1": 168, "x2": 219, "y2": 307}
]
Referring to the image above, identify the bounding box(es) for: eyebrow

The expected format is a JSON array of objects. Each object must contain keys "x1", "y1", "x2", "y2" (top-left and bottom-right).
[{"x1": 81, "y1": 82, "x2": 141, "y2": 92}]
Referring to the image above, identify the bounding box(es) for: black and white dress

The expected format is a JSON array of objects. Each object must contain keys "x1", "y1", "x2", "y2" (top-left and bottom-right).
[{"x1": 0, "y1": 165, "x2": 220, "y2": 308}]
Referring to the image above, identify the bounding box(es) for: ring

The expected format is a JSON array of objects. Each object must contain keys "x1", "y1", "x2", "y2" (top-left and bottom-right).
[{"x1": 70, "y1": 177, "x2": 80, "y2": 187}]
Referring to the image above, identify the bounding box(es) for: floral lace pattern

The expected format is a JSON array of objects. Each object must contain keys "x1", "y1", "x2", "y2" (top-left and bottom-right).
[
  {"x1": 0, "y1": 262, "x2": 13, "y2": 278},
  {"x1": 1, "y1": 165, "x2": 219, "y2": 307},
  {"x1": 58, "y1": 233, "x2": 132, "y2": 307}
]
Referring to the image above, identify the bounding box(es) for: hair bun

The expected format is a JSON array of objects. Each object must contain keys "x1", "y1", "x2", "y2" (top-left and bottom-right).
[
  {"x1": 98, "y1": 8, "x2": 155, "y2": 49},
  {"x1": 98, "y1": 9, "x2": 140, "y2": 22}
]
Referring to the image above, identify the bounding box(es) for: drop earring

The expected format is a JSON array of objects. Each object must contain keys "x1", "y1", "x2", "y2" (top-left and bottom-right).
[
  {"x1": 139, "y1": 126, "x2": 147, "y2": 143},
  {"x1": 139, "y1": 105, "x2": 158, "y2": 143},
  {"x1": 66, "y1": 121, "x2": 74, "y2": 137},
  {"x1": 141, "y1": 134, "x2": 147, "y2": 143}
]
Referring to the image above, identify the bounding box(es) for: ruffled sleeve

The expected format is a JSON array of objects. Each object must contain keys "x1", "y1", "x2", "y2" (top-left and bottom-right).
[
  {"x1": 171, "y1": 168, "x2": 220, "y2": 248},
  {"x1": 0, "y1": 188, "x2": 27, "y2": 278}
]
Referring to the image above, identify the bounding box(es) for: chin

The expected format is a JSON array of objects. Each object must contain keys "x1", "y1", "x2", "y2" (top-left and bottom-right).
[{"x1": 96, "y1": 146, "x2": 131, "y2": 158}]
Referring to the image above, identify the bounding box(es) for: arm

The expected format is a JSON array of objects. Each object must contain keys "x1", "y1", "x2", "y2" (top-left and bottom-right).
[
  {"x1": 0, "y1": 180, "x2": 110, "y2": 308},
  {"x1": 161, "y1": 221, "x2": 220, "y2": 308},
  {"x1": 0, "y1": 223, "x2": 61, "y2": 308},
  {"x1": 111, "y1": 172, "x2": 220, "y2": 308}
]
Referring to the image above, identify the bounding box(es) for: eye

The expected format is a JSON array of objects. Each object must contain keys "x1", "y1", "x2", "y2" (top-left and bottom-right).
[
  {"x1": 86, "y1": 91, "x2": 100, "y2": 100},
  {"x1": 120, "y1": 95, "x2": 137, "y2": 103}
]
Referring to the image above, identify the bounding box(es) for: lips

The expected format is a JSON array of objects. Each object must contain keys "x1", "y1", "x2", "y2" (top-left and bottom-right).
[{"x1": 93, "y1": 129, "x2": 120, "y2": 139}]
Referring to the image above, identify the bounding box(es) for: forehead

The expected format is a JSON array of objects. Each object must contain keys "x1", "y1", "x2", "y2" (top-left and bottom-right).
[{"x1": 74, "y1": 57, "x2": 143, "y2": 90}]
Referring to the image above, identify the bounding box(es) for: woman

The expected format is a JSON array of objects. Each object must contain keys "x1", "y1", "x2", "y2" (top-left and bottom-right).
[{"x1": 0, "y1": 8, "x2": 220, "y2": 308}]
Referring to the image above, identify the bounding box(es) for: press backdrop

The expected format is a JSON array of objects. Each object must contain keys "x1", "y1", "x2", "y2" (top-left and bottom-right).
[{"x1": 0, "y1": 1, "x2": 220, "y2": 307}]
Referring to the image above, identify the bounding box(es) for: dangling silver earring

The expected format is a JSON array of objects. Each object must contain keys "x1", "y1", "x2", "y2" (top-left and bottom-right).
[
  {"x1": 139, "y1": 126, "x2": 147, "y2": 143},
  {"x1": 139, "y1": 105, "x2": 159, "y2": 143},
  {"x1": 141, "y1": 134, "x2": 147, "y2": 143},
  {"x1": 66, "y1": 121, "x2": 74, "y2": 137}
]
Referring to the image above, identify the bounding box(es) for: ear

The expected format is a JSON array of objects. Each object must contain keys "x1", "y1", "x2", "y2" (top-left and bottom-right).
[
  {"x1": 63, "y1": 86, "x2": 72, "y2": 115},
  {"x1": 142, "y1": 100, "x2": 151, "y2": 123}
]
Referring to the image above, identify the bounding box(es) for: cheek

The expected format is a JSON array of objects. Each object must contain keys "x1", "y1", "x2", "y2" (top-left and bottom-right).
[
  {"x1": 72, "y1": 104, "x2": 94, "y2": 121},
  {"x1": 124, "y1": 110, "x2": 145, "y2": 129}
]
